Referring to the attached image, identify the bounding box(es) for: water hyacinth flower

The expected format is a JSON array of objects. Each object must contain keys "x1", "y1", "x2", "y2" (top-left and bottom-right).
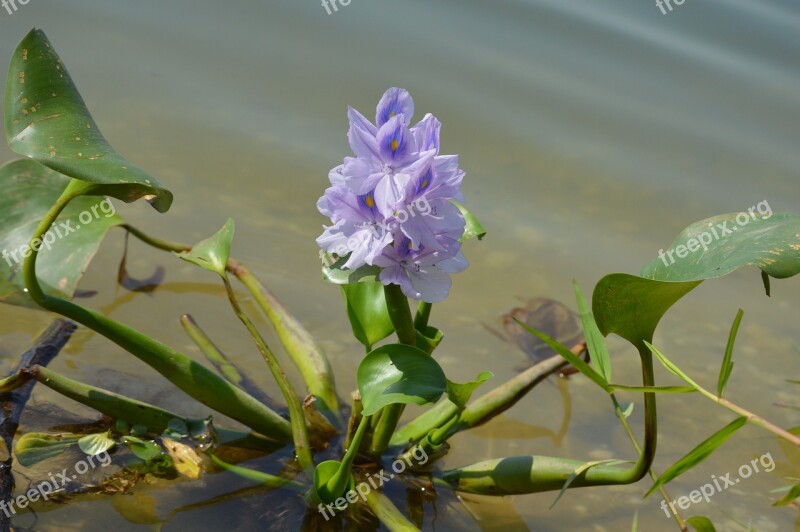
[{"x1": 317, "y1": 88, "x2": 468, "y2": 303}]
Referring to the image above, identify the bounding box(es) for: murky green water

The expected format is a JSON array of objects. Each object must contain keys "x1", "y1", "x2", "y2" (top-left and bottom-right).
[{"x1": 0, "y1": 1, "x2": 799, "y2": 530}]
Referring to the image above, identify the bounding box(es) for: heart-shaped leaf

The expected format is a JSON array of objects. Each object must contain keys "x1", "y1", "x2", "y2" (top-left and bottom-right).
[
  {"x1": 175, "y1": 218, "x2": 234, "y2": 277},
  {"x1": 15, "y1": 432, "x2": 81, "y2": 467},
  {"x1": 78, "y1": 431, "x2": 116, "y2": 456},
  {"x1": 341, "y1": 281, "x2": 395, "y2": 350},
  {"x1": 0, "y1": 159, "x2": 124, "y2": 308},
  {"x1": 593, "y1": 212, "x2": 800, "y2": 346},
  {"x1": 4, "y1": 29, "x2": 172, "y2": 212},
  {"x1": 358, "y1": 344, "x2": 447, "y2": 416}
]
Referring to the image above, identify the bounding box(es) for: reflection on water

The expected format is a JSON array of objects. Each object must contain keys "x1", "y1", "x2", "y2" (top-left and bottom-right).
[{"x1": 0, "y1": 0, "x2": 798, "y2": 529}]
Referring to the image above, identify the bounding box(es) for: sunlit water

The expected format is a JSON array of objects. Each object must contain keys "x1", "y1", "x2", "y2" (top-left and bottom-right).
[{"x1": 0, "y1": 1, "x2": 799, "y2": 530}]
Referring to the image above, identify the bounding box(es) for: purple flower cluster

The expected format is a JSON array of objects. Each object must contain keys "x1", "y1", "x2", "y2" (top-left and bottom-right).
[{"x1": 317, "y1": 88, "x2": 468, "y2": 303}]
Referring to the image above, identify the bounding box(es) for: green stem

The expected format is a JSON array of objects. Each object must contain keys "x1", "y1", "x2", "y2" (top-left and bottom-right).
[
  {"x1": 368, "y1": 285, "x2": 417, "y2": 457},
  {"x1": 610, "y1": 395, "x2": 687, "y2": 531},
  {"x1": 414, "y1": 302, "x2": 432, "y2": 331},
  {"x1": 327, "y1": 415, "x2": 370, "y2": 497},
  {"x1": 440, "y1": 342, "x2": 659, "y2": 494},
  {"x1": 125, "y1": 226, "x2": 340, "y2": 417},
  {"x1": 222, "y1": 275, "x2": 313, "y2": 472},
  {"x1": 364, "y1": 489, "x2": 420, "y2": 532},
  {"x1": 695, "y1": 384, "x2": 800, "y2": 447},
  {"x1": 22, "y1": 182, "x2": 292, "y2": 442}
]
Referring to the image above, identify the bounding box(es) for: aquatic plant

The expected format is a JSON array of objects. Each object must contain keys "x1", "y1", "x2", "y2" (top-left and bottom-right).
[{"x1": 0, "y1": 29, "x2": 798, "y2": 530}]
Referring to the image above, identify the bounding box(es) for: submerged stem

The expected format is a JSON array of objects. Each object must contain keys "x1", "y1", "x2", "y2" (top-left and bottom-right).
[
  {"x1": 222, "y1": 275, "x2": 314, "y2": 472},
  {"x1": 22, "y1": 183, "x2": 292, "y2": 442}
]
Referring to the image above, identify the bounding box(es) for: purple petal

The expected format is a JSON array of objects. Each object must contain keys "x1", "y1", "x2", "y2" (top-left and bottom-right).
[
  {"x1": 342, "y1": 157, "x2": 384, "y2": 195},
  {"x1": 348, "y1": 106, "x2": 377, "y2": 136},
  {"x1": 377, "y1": 116, "x2": 415, "y2": 164},
  {"x1": 412, "y1": 113, "x2": 441, "y2": 152},
  {"x1": 348, "y1": 122, "x2": 381, "y2": 161},
  {"x1": 376, "y1": 88, "x2": 415, "y2": 127}
]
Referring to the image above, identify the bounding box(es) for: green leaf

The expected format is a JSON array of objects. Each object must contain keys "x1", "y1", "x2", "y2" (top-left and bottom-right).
[
  {"x1": 686, "y1": 516, "x2": 717, "y2": 532},
  {"x1": 358, "y1": 343, "x2": 447, "y2": 416},
  {"x1": 0, "y1": 159, "x2": 124, "y2": 308},
  {"x1": 772, "y1": 482, "x2": 800, "y2": 506},
  {"x1": 341, "y1": 281, "x2": 394, "y2": 350},
  {"x1": 645, "y1": 417, "x2": 747, "y2": 498},
  {"x1": 593, "y1": 274, "x2": 701, "y2": 346},
  {"x1": 122, "y1": 435, "x2": 163, "y2": 462},
  {"x1": 77, "y1": 431, "x2": 116, "y2": 456},
  {"x1": 593, "y1": 212, "x2": 800, "y2": 346},
  {"x1": 451, "y1": 199, "x2": 486, "y2": 242},
  {"x1": 574, "y1": 281, "x2": 611, "y2": 382},
  {"x1": 175, "y1": 218, "x2": 234, "y2": 277},
  {"x1": 15, "y1": 432, "x2": 81, "y2": 467},
  {"x1": 415, "y1": 325, "x2": 444, "y2": 354},
  {"x1": 4, "y1": 29, "x2": 172, "y2": 212},
  {"x1": 322, "y1": 254, "x2": 380, "y2": 285},
  {"x1": 313, "y1": 459, "x2": 356, "y2": 505},
  {"x1": 447, "y1": 372, "x2": 493, "y2": 410},
  {"x1": 646, "y1": 342, "x2": 702, "y2": 390},
  {"x1": 642, "y1": 212, "x2": 800, "y2": 281},
  {"x1": 209, "y1": 453, "x2": 301, "y2": 491},
  {"x1": 515, "y1": 319, "x2": 610, "y2": 392},
  {"x1": 717, "y1": 309, "x2": 743, "y2": 398}
]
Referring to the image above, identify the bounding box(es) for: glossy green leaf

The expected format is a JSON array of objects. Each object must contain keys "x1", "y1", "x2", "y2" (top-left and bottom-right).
[
  {"x1": 515, "y1": 319, "x2": 610, "y2": 392},
  {"x1": 447, "y1": 372, "x2": 493, "y2": 410},
  {"x1": 78, "y1": 431, "x2": 116, "y2": 456},
  {"x1": 357, "y1": 344, "x2": 447, "y2": 416},
  {"x1": 645, "y1": 417, "x2": 747, "y2": 498},
  {"x1": 0, "y1": 159, "x2": 124, "y2": 308},
  {"x1": 574, "y1": 281, "x2": 611, "y2": 382},
  {"x1": 4, "y1": 29, "x2": 172, "y2": 212},
  {"x1": 717, "y1": 309, "x2": 743, "y2": 398},
  {"x1": 594, "y1": 212, "x2": 800, "y2": 346},
  {"x1": 15, "y1": 432, "x2": 81, "y2": 467},
  {"x1": 686, "y1": 516, "x2": 717, "y2": 532},
  {"x1": 341, "y1": 281, "x2": 394, "y2": 350},
  {"x1": 452, "y1": 199, "x2": 486, "y2": 241},
  {"x1": 641, "y1": 212, "x2": 800, "y2": 281},
  {"x1": 593, "y1": 274, "x2": 701, "y2": 346},
  {"x1": 175, "y1": 219, "x2": 234, "y2": 277}
]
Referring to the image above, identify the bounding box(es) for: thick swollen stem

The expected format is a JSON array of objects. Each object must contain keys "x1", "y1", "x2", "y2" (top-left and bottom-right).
[
  {"x1": 441, "y1": 342, "x2": 659, "y2": 494},
  {"x1": 22, "y1": 182, "x2": 292, "y2": 442},
  {"x1": 222, "y1": 275, "x2": 313, "y2": 473}
]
